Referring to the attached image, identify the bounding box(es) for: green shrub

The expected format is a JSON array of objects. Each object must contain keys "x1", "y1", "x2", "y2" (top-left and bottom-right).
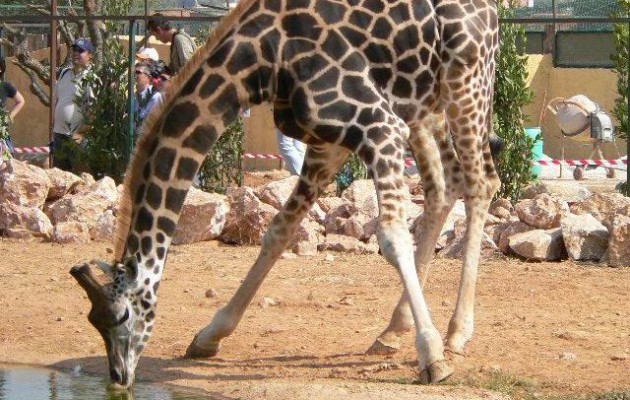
[
  {"x1": 197, "y1": 117, "x2": 244, "y2": 194},
  {"x1": 612, "y1": 0, "x2": 630, "y2": 196},
  {"x1": 77, "y1": 0, "x2": 133, "y2": 181},
  {"x1": 335, "y1": 154, "x2": 369, "y2": 196},
  {"x1": 493, "y1": 0, "x2": 535, "y2": 202}
]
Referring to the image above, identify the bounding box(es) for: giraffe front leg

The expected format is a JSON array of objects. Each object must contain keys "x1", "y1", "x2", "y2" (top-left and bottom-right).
[{"x1": 186, "y1": 145, "x2": 350, "y2": 358}]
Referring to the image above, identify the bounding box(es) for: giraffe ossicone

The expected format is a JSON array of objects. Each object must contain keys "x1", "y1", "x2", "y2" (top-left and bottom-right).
[{"x1": 71, "y1": 0, "x2": 501, "y2": 389}]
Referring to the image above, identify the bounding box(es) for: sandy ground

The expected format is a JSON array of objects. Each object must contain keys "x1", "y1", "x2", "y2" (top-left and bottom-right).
[
  {"x1": 0, "y1": 237, "x2": 628, "y2": 399},
  {"x1": 1, "y1": 170, "x2": 629, "y2": 399}
]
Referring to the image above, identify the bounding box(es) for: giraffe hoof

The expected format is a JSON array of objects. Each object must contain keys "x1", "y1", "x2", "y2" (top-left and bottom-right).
[
  {"x1": 184, "y1": 341, "x2": 219, "y2": 358},
  {"x1": 365, "y1": 338, "x2": 401, "y2": 355},
  {"x1": 418, "y1": 359, "x2": 453, "y2": 384}
]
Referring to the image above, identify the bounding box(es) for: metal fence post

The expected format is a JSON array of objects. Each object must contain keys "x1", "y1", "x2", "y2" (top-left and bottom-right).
[
  {"x1": 627, "y1": 19, "x2": 630, "y2": 194},
  {"x1": 127, "y1": 19, "x2": 137, "y2": 161}
]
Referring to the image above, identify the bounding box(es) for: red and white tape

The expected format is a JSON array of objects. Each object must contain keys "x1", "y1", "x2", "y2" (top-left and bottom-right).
[
  {"x1": 13, "y1": 146, "x2": 50, "y2": 154},
  {"x1": 536, "y1": 159, "x2": 628, "y2": 167},
  {"x1": 242, "y1": 153, "x2": 283, "y2": 160},
  {"x1": 10, "y1": 147, "x2": 629, "y2": 168}
]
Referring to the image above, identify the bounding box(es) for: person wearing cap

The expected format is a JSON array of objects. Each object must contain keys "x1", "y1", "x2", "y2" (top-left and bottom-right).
[
  {"x1": 52, "y1": 37, "x2": 99, "y2": 172},
  {"x1": 147, "y1": 14, "x2": 197, "y2": 75},
  {"x1": 133, "y1": 60, "x2": 163, "y2": 141}
]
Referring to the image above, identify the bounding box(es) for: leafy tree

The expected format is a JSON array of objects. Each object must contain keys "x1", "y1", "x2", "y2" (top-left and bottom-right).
[
  {"x1": 77, "y1": 0, "x2": 133, "y2": 180},
  {"x1": 612, "y1": 0, "x2": 629, "y2": 143},
  {"x1": 493, "y1": 0, "x2": 535, "y2": 202},
  {"x1": 612, "y1": 0, "x2": 630, "y2": 195}
]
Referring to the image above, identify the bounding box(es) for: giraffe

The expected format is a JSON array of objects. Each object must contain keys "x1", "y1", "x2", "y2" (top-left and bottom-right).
[{"x1": 70, "y1": 0, "x2": 501, "y2": 389}]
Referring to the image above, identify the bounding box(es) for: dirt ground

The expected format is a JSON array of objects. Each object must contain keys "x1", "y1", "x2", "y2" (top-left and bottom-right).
[{"x1": 0, "y1": 172, "x2": 629, "y2": 399}]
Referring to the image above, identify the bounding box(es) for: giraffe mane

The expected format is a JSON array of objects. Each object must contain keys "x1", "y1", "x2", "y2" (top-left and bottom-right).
[{"x1": 113, "y1": 0, "x2": 258, "y2": 262}]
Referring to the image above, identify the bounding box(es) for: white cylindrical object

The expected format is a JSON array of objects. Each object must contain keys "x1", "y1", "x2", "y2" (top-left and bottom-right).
[{"x1": 554, "y1": 94, "x2": 598, "y2": 142}]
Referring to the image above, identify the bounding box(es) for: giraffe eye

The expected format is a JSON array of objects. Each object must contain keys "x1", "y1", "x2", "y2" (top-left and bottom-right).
[{"x1": 116, "y1": 308, "x2": 130, "y2": 325}]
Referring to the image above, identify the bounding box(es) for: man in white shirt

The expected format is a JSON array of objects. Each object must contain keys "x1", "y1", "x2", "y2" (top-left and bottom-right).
[{"x1": 52, "y1": 37, "x2": 98, "y2": 172}]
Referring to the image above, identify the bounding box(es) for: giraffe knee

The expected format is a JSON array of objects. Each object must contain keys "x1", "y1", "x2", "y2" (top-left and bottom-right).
[{"x1": 377, "y1": 223, "x2": 413, "y2": 267}]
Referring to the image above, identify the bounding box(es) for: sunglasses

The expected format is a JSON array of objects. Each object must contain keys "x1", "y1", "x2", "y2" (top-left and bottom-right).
[{"x1": 135, "y1": 70, "x2": 148, "y2": 75}]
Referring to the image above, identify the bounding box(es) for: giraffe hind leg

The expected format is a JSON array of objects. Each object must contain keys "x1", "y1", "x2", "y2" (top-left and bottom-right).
[
  {"x1": 357, "y1": 109, "x2": 452, "y2": 383},
  {"x1": 367, "y1": 114, "x2": 462, "y2": 356},
  {"x1": 185, "y1": 145, "x2": 350, "y2": 358},
  {"x1": 442, "y1": 75, "x2": 501, "y2": 356}
]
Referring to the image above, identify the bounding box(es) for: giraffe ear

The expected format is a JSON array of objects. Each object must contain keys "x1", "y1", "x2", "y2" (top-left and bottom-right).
[{"x1": 70, "y1": 262, "x2": 106, "y2": 303}]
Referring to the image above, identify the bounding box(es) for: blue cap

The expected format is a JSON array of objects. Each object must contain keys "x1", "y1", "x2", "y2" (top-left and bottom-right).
[{"x1": 71, "y1": 38, "x2": 94, "y2": 53}]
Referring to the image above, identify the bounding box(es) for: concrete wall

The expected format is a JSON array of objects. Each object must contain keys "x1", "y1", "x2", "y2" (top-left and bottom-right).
[{"x1": 6, "y1": 49, "x2": 626, "y2": 166}]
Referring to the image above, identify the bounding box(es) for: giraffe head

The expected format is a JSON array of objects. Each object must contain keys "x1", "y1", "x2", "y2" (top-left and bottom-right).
[{"x1": 71, "y1": 258, "x2": 154, "y2": 389}]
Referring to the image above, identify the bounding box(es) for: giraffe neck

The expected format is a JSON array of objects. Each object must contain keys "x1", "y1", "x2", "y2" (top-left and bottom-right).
[{"x1": 116, "y1": 15, "x2": 278, "y2": 284}]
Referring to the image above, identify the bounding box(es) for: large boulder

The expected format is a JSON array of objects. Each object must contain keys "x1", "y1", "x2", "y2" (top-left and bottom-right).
[
  {"x1": 570, "y1": 193, "x2": 630, "y2": 231},
  {"x1": 515, "y1": 193, "x2": 569, "y2": 229},
  {"x1": 560, "y1": 213, "x2": 609, "y2": 261},
  {"x1": 521, "y1": 181, "x2": 592, "y2": 202},
  {"x1": 89, "y1": 209, "x2": 117, "y2": 242},
  {"x1": 488, "y1": 198, "x2": 514, "y2": 220},
  {"x1": 44, "y1": 176, "x2": 119, "y2": 228},
  {"x1": 219, "y1": 187, "x2": 277, "y2": 245},
  {"x1": 604, "y1": 214, "x2": 630, "y2": 267},
  {"x1": 45, "y1": 168, "x2": 83, "y2": 200},
  {"x1": 172, "y1": 188, "x2": 229, "y2": 245},
  {"x1": 255, "y1": 175, "x2": 300, "y2": 210},
  {"x1": 341, "y1": 179, "x2": 378, "y2": 218},
  {"x1": 290, "y1": 218, "x2": 325, "y2": 256},
  {"x1": 0, "y1": 159, "x2": 51, "y2": 208},
  {"x1": 0, "y1": 202, "x2": 53, "y2": 239},
  {"x1": 52, "y1": 221, "x2": 91, "y2": 244},
  {"x1": 508, "y1": 228, "x2": 567, "y2": 261}
]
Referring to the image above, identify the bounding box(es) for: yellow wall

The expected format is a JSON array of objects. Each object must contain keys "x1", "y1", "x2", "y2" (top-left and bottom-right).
[
  {"x1": 6, "y1": 49, "x2": 626, "y2": 164},
  {"x1": 5, "y1": 48, "x2": 53, "y2": 149}
]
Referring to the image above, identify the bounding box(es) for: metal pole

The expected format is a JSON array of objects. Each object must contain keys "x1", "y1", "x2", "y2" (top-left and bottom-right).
[
  {"x1": 144, "y1": 0, "x2": 148, "y2": 36},
  {"x1": 127, "y1": 19, "x2": 137, "y2": 161},
  {"x1": 627, "y1": 18, "x2": 630, "y2": 195},
  {"x1": 49, "y1": 0, "x2": 58, "y2": 168}
]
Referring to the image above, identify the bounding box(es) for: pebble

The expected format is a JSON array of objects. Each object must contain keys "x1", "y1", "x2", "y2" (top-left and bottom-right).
[
  {"x1": 205, "y1": 288, "x2": 218, "y2": 298},
  {"x1": 259, "y1": 297, "x2": 277, "y2": 308},
  {"x1": 559, "y1": 352, "x2": 577, "y2": 361}
]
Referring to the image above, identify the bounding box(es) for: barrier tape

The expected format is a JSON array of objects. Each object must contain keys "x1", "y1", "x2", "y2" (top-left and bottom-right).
[
  {"x1": 11, "y1": 147, "x2": 629, "y2": 168},
  {"x1": 13, "y1": 146, "x2": 50, "y2": 154}
]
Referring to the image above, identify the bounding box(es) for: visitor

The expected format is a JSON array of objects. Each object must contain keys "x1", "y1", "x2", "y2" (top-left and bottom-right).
[
  {"x1": 0, "y1": 55, "x2": 26, "y2": 156},
  {"x1": 134, "y1": 60, "x2": 163, "y2": 140},
  {"x1": 147, "y1": 14, "x2": 197, "y2": 75},
  {"x1": 52, "y1": 37, "x2": 99, "y2": 172},
  {"x1": 276, "y1": 130, "x2": 305, "y2": 176}
]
